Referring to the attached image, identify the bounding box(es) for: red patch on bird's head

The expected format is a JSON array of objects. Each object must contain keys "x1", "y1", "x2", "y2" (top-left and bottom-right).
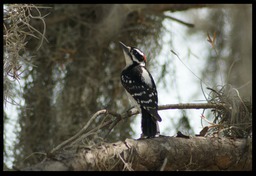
[{"x1": 143, "y1": 55, "x2": 147, "y2": 62}]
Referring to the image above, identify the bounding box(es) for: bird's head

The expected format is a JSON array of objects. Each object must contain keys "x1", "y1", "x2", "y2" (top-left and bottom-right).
[{"x1": 119, "y1": 41, "x2": 147, "y2": 67}]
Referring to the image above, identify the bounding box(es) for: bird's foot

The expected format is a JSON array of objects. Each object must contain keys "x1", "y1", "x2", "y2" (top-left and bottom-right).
[{"x1": 139, "y1": 132, "x2": 160, "y2": 139}]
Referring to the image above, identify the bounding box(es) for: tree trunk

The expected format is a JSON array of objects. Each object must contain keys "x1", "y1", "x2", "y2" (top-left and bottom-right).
[{"x1": 22, "y1": 136, "x2": 251, "y2": 171}]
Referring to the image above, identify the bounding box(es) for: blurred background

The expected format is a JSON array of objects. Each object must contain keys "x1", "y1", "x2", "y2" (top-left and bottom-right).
[{"x1": 3, "y1": 4, "x2": 252, "y2": 169}]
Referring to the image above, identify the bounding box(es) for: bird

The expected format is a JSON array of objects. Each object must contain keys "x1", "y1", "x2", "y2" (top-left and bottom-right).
[{"x1": 119, "y1": 41, "x2": 162, "y2": 138}]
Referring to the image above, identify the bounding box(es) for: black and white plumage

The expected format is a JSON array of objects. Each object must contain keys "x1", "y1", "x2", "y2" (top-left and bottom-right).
[{"x1": 119, "y1": 41, "x2": 162, "y2": 138}]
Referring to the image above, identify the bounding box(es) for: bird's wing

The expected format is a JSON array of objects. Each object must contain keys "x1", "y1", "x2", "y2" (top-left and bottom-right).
[{"x1": 121, "y1": 66, "x2": 161, "y2": 121}]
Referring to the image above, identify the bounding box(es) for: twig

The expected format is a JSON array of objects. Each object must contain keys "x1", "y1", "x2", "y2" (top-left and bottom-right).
[
  {"x1": 171, "y1": 50, "x2": 209, "y2": 87},
  {"x1": 160, "y1": 157, "x2": 168, "y2": 171},
  {"x1": 162, "y1": 14, "x2": 194, "y2": 28},
  {"x1": 104, "y1": 111, "x2": 123, "y2": 138},
  {"x1": 118, "y1": 153, "x2": 134, "y2": 171},
  {"x1": 50, "y1": 109, "x2": 107, "y2": 154},
  {"x1": 158, "y1": 103, "x2": 226, "y2": 110}
]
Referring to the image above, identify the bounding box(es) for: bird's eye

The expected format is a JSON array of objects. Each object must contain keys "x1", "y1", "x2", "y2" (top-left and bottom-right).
[{"x1": 132, "y1": 48, "x2": 145, "y2": 62}]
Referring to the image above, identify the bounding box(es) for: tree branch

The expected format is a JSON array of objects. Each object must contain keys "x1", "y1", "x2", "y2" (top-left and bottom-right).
[
  {"x1": 22, "y1": 137, "x2": 252, "y2": 171},
  {"x1": 49, "y1": 102, "x2": 227, "y2": 154},
  {"x1": 19, "y1": 101, "x2": 251, "y2": 171},
  {"x1": 158, "y1": 103, "x2": 227, "y2": 110}
]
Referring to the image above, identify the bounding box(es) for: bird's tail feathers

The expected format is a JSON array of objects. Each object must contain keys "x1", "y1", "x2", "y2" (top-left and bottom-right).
[{"x1": 141, "y1": 108, "x2": 160, "y2": 137}]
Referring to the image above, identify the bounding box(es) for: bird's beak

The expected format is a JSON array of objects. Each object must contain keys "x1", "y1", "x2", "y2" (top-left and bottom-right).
[{"x1": 119, "y1": 41, "x2": 130, "y2": 55}]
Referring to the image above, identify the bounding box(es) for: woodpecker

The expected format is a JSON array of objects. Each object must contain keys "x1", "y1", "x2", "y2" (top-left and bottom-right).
[{"x1": 119, "y1": 41, "x2": 162, "y2": 138}]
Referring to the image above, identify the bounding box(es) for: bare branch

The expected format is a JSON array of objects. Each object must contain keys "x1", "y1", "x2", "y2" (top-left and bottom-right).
[
  {"x1": 159, "y1": 103, "x2": 226, "y2": 110},
  {"x1": 161, "y1": 14, "x2": 195, "y2": 27},
  {"x1": 23, "y1": 137, "x2": 252, "y2": 171},
  {"x1": 50, "y1": 109, "x2": 107, "y2": 154}
]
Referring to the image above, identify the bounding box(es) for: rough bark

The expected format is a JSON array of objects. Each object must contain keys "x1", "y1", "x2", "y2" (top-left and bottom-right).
[{"x1": 22, "y1": 137, "x2": 251, "y2": 171}]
